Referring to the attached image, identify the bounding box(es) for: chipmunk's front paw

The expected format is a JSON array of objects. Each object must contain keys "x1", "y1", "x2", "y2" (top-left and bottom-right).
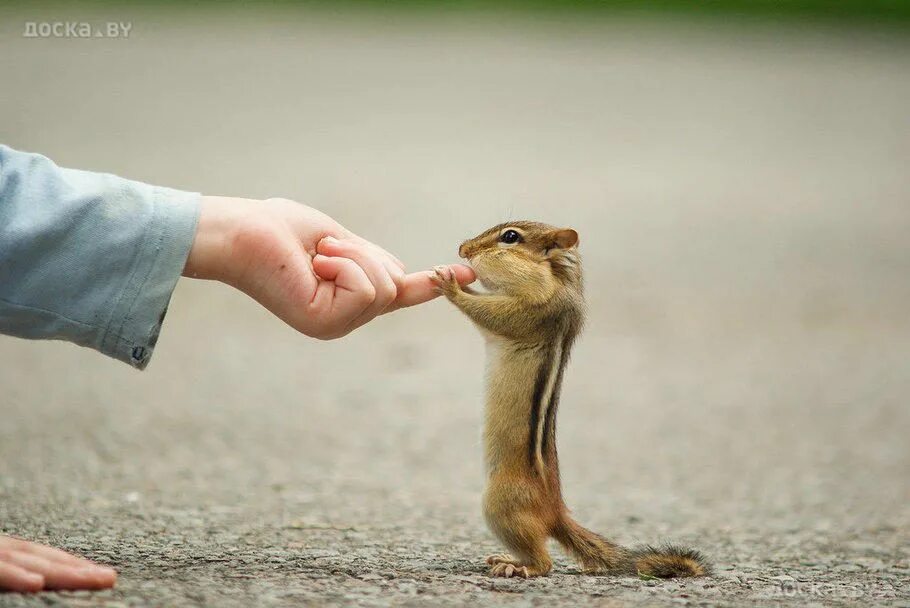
[{"x1": 430, "y1": 265, "x2": 460, "y2": 298}]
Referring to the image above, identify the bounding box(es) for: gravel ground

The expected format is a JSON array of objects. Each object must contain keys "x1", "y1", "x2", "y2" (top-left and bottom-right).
[{"x1": 1, "y1": 8, "x2": 909, "y2": 606}]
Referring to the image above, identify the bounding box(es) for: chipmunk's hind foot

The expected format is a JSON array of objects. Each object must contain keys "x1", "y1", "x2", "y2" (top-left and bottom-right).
[
  {"x1": 632, "y1": 544, "x2": 710, "y2": 578},
  {"x1": 485, "y1": 554, "x2": 519, "y2": 567},
  {"x1": 489, "y1": 562, "x2": 530, "y2": 578},
  {"x1": 487, "y1": 554, "x2": 526, "y2": 578},
  {"x1": 485, "y1": 553, "x2": 550, "y2": 578}
]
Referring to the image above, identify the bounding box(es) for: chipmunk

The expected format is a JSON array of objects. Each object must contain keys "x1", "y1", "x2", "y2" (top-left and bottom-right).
[{"x1": 431, "y1": 221, "x2": 709, "y2": 579}]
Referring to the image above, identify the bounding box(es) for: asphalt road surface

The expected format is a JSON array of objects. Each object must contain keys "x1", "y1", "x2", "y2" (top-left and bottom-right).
[{"x1": 1, "y1": 8, "x2": 909, "y2": 606}]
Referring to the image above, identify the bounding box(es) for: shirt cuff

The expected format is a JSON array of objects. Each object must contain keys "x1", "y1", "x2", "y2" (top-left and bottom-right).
[{"x1": 98, "y1": 187, "x2": 200, "y2": 369}]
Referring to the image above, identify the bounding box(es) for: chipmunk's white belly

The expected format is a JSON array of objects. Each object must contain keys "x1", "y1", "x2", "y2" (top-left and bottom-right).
[{"x1": 480, "y1": 333, "x2": 562, "y2": 477}]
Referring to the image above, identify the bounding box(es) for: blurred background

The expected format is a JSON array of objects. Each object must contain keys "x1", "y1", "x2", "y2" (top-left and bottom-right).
[{"x1": 1, "y1": 2, "x2": 909, "y2": 605}]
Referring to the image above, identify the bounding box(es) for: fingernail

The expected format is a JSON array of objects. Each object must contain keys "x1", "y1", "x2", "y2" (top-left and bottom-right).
[{"x1": 323, "y1": 236, "x2": 338, "y2": 244}]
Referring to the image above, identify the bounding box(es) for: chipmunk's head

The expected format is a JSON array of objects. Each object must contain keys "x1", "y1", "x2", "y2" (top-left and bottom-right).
[{"x1": 458, "y1": 221, "x2": 582, "y2": 297}]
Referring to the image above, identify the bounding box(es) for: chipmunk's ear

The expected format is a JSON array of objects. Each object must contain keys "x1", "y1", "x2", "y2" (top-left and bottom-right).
[{"x1": 552, "y1": 228, "x2": 579, "y2": 249}]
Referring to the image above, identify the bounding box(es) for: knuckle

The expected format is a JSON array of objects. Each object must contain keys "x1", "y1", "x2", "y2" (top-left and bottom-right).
[
  {"x1": 389, "y1": 270, "x2": 406, "y2": 290},
  {"x1": 377, "y1": 280, "x2": 397, "y2": 305},
  {"x1": 358, "y1": 283, "x2": 377, "y2": 305}
]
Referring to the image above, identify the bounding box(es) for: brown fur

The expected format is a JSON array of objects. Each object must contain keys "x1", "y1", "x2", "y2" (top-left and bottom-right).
[{"x1": 432, "y1": 221, "x2": 709, "y2": 579}]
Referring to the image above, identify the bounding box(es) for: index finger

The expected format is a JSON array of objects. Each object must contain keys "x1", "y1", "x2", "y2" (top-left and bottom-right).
[
  {"x1": 348, "y1": 234, "x2": 407, "y2": 271},
  {"x1": 385, "y1": 264, "x2": 475, "y2": 312}
]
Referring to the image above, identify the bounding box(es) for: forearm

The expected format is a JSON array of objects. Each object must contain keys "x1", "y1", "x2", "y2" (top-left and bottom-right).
[{"x1": 0, "y1": 145, "x2": 199, "y2": 368}]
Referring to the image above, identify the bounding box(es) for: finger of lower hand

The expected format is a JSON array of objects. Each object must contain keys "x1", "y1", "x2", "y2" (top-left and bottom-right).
[
  {"x1": 0, "y1": 560, "x2": 44, "y2": 593},
  {"x1": 14, "y1": 538, "x2": 98, "y2": 568},
  {"x1": 387, "y1": 264, "x2": 476, "y2": 311},
  {"x1": 1, "y1": 550, "x2": 116, "y2": 591}
]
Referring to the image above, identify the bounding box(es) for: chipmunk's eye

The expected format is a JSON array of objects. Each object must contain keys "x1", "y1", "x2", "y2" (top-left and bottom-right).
[{"x1": 499, "y1": 229, "x2": 522, "y2": 244}]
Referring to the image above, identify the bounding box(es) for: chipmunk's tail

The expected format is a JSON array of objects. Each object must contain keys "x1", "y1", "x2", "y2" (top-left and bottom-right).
[
  {"x1": 553, "y1": 516, "x2": 709, "y2": 578},
  {"x1": 624, "y1": 543, "x2": 710, "y2": 578}
]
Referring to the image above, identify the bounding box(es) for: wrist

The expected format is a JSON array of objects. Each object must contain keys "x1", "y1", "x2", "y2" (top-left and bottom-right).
[{"x1": 183, "y1": 195, "x2": 254, "y2": 281}]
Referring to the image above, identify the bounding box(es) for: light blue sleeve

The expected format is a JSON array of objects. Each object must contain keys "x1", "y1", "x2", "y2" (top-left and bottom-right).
[{"x1": 0, "y1": 145, "x2": 200, "y2": 369}]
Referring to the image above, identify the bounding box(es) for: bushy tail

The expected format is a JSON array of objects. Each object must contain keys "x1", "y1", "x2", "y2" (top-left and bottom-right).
[
  {"x1": 553, "y1": 517, "x2": 709, "y2": 578},
  {"x1": 552, "y1": 516, "x2": 628, "y2": 573},
  {"x1": 626, "y1": 543, "x2": 710, "y2": 578}
]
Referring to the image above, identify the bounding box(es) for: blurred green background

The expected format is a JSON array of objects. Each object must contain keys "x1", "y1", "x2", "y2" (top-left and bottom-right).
[{"x1": 3, "y1": 0, "x2": 910, "y2": 24}]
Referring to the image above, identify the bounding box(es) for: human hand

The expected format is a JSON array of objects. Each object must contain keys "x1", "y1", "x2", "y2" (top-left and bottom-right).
[
  {"x1": 0, "y1": 535, "x2": 117, "y2": 593},
  {"x1": 183, "y1": 196, "x2": 475, "y2": 339}
]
